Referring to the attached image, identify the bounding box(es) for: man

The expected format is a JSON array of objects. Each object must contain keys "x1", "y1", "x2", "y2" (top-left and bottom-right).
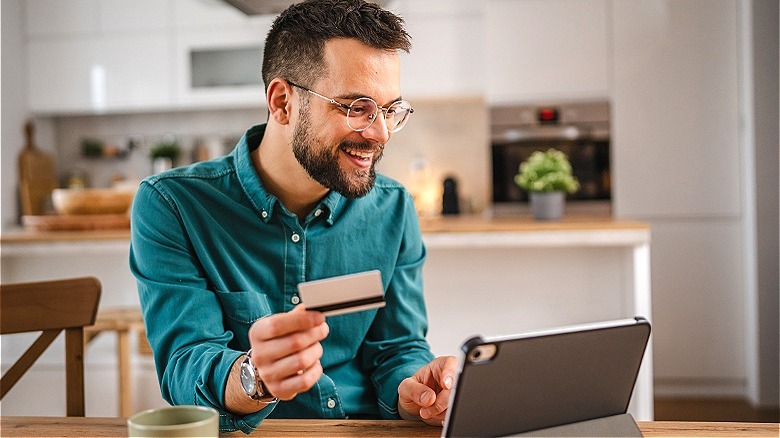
[{"x1": 130, "y1": 0, "x2": 456, "y2": 433}]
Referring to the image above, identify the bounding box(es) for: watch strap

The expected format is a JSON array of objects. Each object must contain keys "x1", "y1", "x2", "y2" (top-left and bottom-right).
[{"x1": 244, "y1": 350, "x2": 279, "y2": 404}]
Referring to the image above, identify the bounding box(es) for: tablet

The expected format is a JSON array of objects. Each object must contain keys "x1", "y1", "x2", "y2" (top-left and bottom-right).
[{"x1": 442, "y1": 317, "x2": 651, "y2": 437}]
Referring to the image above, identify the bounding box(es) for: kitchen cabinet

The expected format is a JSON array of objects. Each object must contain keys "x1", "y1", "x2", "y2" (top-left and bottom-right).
[
  {"x1": 609, "y1": 0, "x2": 747, "y2": 401},
  {"x1": 24, "y1": 0, "x2": 99, "y2": 37},
  {"x1": 484, "y1": 0, "x2": 609, "y2": 104},
  {"x1": 611, "y1": 0, "x2": 740, "y2": 218},
  {"x1": 174, "y1": 23, "x2": 271, "y2": 108},
  {"x1": 27, "y1": 34, "x2": 173, "y2": 114},
  {"x1": 392, "y1": 0, "x2": 484, "y2": 98},
  {"x1": 25, "y1": 0, "x2": 174, "y2": 114},
  {"x1": 25, "y1": 0, "x2": 170, "y2": 36}
]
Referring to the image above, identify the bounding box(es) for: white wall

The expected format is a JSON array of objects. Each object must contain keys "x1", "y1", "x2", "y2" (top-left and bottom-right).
[{"x1": 1, "y1": 0, "x2": 27, "y2": 232}]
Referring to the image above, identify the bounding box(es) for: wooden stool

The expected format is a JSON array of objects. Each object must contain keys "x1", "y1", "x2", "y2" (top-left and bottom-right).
[{"x1": 84, "y1": 307, "x2": 150, "y2": 418}]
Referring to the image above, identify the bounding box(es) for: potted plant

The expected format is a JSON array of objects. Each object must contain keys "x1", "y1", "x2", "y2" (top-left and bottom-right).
[
  {"x1": 514, "y1": 148, "x2": 579, "y2": 220},
  {"x1": 149, "y1": 141, "x2": 181, "y2": 174}
]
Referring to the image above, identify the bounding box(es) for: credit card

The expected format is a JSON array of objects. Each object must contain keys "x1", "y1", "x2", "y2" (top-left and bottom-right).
[{"x1": 297, "y1": 270, "x2": 385, "y2": 316}]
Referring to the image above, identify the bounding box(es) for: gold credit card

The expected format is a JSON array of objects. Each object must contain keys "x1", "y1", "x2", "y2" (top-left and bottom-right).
[{"x1": 297, "y1": 270, "x2": 385, "y2": 316}]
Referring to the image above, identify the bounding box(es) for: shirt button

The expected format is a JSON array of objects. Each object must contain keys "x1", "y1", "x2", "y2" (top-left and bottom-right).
[
  {"x1": 291, "y1": 295, "x2": 300, "y2": 305},
  {"x1": 326, "y1": 398, "x2": 336, "y2": 409},
  {"x1": 291, "y1": 233, "x2": 300, "y2": 243},
  {"x1": 261, "y1": 211, "x2": 268, "y2": 219},
  {"x1": 314, "y1": 209, "x2": 322, "y2": 217}
]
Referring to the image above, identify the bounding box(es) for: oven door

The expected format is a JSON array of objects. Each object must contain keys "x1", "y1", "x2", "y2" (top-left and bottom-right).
[{"x1": 491, "y1": 127, "x2": 611, "y2": 204}]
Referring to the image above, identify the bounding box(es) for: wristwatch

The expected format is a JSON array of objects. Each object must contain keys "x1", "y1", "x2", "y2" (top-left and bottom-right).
[{"x1": 239, "y1": 350, "x2": 278, "y2": 403}]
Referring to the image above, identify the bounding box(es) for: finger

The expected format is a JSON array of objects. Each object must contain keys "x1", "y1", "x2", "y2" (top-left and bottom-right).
[
  {"x1": 265, "y1": 360, "x2": 323, "y2": 401},
  {"x1": 253, "y1": 322, "x2": 329, "y2": 364},
  {"x1": 250, "y1": 305, "x2": 325, "y2": 341},
  {"x1": 260, "y1": 341, "x2": 324, "y2": 382},
  {"x1": 438, "y1": 356, "x2": 459, "y2": 390},
  {"x1": 419, "y1": 389, "x2": 451, "y2": 420},
  {"x1": 398, "y1": 376, "x2": 436, "y2": 408}
]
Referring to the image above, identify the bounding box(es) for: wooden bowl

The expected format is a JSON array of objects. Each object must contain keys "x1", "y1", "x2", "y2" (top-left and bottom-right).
[{"x1": 52, "y1": 188, "x2": 135, "y2": 215}]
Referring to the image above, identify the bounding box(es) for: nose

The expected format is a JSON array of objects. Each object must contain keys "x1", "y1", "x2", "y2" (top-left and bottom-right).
[{"x1": 360, "y1": 111, "x2": 391, "y2": 145}]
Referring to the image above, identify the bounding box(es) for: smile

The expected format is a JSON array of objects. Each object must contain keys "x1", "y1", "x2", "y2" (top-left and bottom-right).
[{"x1": 341, "y1": 145, "x2": 376, "y2": 160}]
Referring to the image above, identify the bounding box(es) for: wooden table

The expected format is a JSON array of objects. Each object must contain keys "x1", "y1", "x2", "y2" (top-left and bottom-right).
[{"x1": 1, "y1": 417, "x2": 777, "y2": 437}]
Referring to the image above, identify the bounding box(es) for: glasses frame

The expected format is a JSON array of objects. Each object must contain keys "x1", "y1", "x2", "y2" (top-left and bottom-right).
[{"x1": 287, "y1": 81, "x2": 414, "y2": 133}]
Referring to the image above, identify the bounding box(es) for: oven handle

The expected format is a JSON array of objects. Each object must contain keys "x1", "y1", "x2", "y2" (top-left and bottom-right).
[{"x1": 491, "y1": 125, "x2": 609, "y2": 143}]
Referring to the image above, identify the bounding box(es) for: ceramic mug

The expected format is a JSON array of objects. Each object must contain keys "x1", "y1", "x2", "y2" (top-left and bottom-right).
[{"x1": 127, "y1": 405, "x2": 219, "y2": 437}]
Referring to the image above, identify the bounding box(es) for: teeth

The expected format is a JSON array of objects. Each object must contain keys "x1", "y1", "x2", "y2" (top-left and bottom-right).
[{"x1": 344, "y1": 147, "x2": 373, "y2": 159}]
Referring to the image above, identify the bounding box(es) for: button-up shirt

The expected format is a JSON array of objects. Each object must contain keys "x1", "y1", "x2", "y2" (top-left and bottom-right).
[{"x1": 130, "y1": 124, "x2": 434, "y2": 433}]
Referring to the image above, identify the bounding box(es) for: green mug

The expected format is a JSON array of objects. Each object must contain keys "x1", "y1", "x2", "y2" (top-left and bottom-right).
[{"x1": 127, "y1": 405, "x2": 219, "y2": 437}]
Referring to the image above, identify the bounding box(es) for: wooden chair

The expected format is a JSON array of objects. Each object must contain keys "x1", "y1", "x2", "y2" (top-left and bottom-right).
[
  {"x1": 84, "y1": 306, "x2": 150, "y2": 417},
  {"x1": 0, "y1": 277, "x2": 101, "y2": 416}
]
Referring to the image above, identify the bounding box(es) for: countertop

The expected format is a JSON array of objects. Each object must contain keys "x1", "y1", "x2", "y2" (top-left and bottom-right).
[{"x1": 1, "y1": 215, "x2": 648, "y2": 244}]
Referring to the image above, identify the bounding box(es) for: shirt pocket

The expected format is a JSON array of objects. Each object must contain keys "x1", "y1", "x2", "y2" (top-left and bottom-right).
[{"x1": 214, "y1": 290, "x2": 272, "y2": 348}]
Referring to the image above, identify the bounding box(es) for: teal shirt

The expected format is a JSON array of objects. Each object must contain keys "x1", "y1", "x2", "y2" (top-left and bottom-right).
[{"x1": 129, "y1": 124, "x2": 434, "y2": 433}]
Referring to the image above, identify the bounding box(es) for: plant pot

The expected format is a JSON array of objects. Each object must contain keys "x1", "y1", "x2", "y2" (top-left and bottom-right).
[
  {"x1": 152, "y1": 157, "x2": 173, "y2": 174},
  {"x1": 529, "y1": 191, "x2": 565, "y2": 221}
]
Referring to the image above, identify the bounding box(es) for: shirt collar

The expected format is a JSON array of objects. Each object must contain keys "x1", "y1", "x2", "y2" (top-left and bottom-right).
[
  {"x1": 233, "y1": 123, "x2": 347, "y2": 226},
  {"x1": 234, "y1": 124, "x2": 278, "y2": 223}
]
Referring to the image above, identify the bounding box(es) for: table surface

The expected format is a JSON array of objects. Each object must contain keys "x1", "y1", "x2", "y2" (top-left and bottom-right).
[{"x1": 1, "y1": 417, "x2": 777, "y2": 437}]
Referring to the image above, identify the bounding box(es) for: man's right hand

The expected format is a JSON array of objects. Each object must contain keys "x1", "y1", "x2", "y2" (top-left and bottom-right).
[{"x1": 247, "y1": 305, "x2": 329, "y2": 401}]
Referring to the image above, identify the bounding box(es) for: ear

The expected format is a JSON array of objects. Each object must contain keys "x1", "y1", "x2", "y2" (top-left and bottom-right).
[{"x1": 266, "y1": 78, "x2": 294, "y2": 125}]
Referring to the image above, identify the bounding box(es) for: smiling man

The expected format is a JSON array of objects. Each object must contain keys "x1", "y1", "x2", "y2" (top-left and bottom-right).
[{"x1": 130, "y1": 0, "x2": 456, "y2": 434}]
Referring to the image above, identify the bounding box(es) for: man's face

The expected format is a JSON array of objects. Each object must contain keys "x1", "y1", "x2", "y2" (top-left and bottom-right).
[
  {"x1": 291, "y1": 102, "x2": 382, "y2": 199},
  {"x1": 290, "y1": 38, "x2": 401, "y2": 199}
]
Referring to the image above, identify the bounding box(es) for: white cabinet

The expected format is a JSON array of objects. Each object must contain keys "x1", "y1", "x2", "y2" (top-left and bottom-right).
[
  {"x1": 484, "y1": 0, "x2": 609, "y2": 104},
  {"x1": 609, "y1": 0, "x2": 747, "y2": 401},
  {"x1": 25, "y1": 0, "x2": 174, "y2": 114},
  {"x1": 25, "y1": 0, "x2": 99, "y2": 37},
  {"x1": 25, "y1": 0, "x2": 170, "y2": 36},
  {"x1": 174, "y1": 23, "x2": 270, "y2": 108},
  {"x1": 611, "y1": 0, "x2": 740, "y2": 218},
  {"x1": 393, "y1": 0, "x2": 484, "y2": 98},
  {"x1": 99, "y1": 0, "x2": 171, "y2": 33},
  {"x1": 27, "y1": 34, "x2": 173, "y2": 114},
  {"x1": 24, "y1": 0, "x2": 270, "y2": 113}
]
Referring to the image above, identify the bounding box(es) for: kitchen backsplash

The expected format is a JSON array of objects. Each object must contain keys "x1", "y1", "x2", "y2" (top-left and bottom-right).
[{"x1": 52, "y1": 95, "x2": 490, "y2": 214}]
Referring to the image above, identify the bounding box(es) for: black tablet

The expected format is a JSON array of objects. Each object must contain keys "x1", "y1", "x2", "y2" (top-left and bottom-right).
[{"x1": 442, "y1": 317, "x2": 651, "y2": 437}]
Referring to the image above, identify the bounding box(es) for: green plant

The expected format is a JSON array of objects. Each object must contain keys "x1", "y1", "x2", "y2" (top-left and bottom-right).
[
  {"x1": 149, "y1": 141, "x2": 181, "y2": 162},
  {"x1": 514, "y1": 148, "x2": 580, "y2": 193}
]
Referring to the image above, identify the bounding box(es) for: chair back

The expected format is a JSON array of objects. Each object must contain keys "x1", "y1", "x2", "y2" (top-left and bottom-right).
[{"x1": 1, "y1": 277, "x2": 101, "y2": 416}]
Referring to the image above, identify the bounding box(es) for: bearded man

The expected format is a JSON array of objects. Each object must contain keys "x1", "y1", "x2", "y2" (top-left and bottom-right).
[{"x1": 130, "y1": 0, "x2": 456, "y2": 434}]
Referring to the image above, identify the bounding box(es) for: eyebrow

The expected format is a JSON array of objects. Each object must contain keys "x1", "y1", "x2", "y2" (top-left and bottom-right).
[{"x1": 335, "y1": 92, "x2": 404, "y2": 107}]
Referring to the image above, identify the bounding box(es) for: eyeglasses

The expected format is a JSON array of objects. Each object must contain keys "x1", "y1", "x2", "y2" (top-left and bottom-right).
[{"x1": 288, "y1": 81, "x2": 414, "y2": 133}]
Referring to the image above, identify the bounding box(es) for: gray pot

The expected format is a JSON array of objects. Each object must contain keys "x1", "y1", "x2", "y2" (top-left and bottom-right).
[{"x1": 529, "y1": 191, "x2": 565, "y2": 221}]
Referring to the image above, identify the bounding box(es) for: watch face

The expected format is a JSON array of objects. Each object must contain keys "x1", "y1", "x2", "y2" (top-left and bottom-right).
[{"x1": 240, "y1": 361, "x2": 256, "y2": 395}]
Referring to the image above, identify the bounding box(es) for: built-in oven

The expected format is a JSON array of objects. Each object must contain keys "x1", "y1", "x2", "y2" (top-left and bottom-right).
[{"x1": 490, "y1": 101, "x2": 611, "y2": 215}]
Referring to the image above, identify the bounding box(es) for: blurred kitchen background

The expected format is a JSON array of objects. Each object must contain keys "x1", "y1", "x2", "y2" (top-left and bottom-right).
[{"x1": 1, "y1": 0, "x2": 777, "y2": 422}]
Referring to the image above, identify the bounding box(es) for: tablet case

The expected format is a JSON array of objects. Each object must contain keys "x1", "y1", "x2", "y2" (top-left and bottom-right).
[{"x1": 442, "y1": 317, "x2": 651, "y2": 437}]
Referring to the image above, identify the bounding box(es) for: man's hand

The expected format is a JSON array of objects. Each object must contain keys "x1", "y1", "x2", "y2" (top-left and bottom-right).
[
  {"x1": 248, "y1": 305, "x2": 329, "y2": 401},
  {"x1": 398, "y1": 356, "x2": 458, "y2": 426}
]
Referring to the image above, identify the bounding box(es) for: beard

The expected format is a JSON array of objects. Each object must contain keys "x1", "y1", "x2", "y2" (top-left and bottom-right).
[{"x1": 292, "y1": 106, "x2": 383, "y2": 199}]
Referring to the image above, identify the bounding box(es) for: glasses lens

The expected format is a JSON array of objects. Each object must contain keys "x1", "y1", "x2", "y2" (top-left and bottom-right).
[
  {"x1": 385, "y1": 101, "x2": 413, "y2": 133},
  {"x1": 346, "y1": 98, "x2": 378, "y2": 131}
]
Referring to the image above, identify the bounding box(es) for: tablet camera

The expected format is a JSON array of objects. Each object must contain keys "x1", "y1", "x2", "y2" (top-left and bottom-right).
[{"x1": 466, "y1": 344, "x2": 497, "y2": 364}]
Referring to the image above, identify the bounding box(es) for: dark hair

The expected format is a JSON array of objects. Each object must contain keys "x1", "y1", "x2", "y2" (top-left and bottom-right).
[{"x1": 262, "y1": 0, "x2": 411, "y2": 90}]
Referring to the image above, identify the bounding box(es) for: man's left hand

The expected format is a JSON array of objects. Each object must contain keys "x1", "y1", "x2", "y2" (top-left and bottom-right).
[{"x1": 398, "y1": 356, "x2": 458, "y2": 426}]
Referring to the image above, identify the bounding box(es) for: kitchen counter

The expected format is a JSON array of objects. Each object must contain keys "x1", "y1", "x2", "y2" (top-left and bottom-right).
[{"x1": 0, "y1": 214, "x2": 648, "y2": 244}]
